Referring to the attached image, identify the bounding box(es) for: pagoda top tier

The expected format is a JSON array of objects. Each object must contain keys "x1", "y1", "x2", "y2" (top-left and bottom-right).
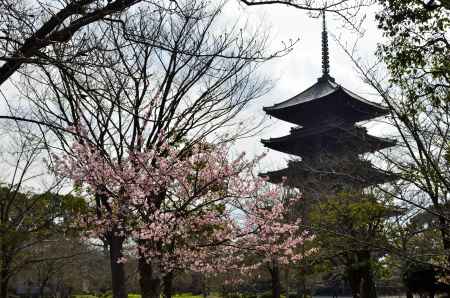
[
  {"x1": 263, "y1": 76, "x2": 389, "y2": 126},
  {"x1": 263, "y1": 12, "x2": 389, "y2": 126}
]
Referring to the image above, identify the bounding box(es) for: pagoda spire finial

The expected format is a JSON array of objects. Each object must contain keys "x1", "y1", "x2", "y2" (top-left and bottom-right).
[
  {"x1": 319, "y1": 10, "x2": 334, "y2": 82},
  {"x1": 321, "y1": 10, "x2": 330, "y2": 77}
]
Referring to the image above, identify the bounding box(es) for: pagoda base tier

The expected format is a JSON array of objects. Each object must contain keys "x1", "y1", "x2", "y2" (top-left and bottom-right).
[{"x1": 261, "y1": 159, "x2": 396, "y2": 189}]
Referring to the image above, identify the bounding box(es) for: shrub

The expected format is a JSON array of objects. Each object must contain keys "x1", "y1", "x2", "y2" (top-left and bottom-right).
[
  {"x1": 259, "y1": 292, "x2": 272, "y2": 298},
  {"x1": 227, "y1": 293, "x2": 241, "y2": 298}
]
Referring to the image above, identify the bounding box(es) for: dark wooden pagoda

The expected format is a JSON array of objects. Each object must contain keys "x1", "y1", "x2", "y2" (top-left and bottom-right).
[
  {"x1": 260, "y1": 15, "x2": 399, "y2": 298},
  {"x1": 261, "y1": 14, "x2": 396, "y2": 193}
]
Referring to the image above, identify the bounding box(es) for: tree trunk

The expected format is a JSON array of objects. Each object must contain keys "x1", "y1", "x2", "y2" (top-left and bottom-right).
[
  {"x1": 437, "y1": 214, "x2": 450, "y2": 264},
  {"x1": 347, "y1": 267, "x2": 362, "y2": 298},
  {"x1": 0, "y1": 275, "x2": 8, "y2": 298},
  {"x1": 360, "y1": 268, "x2": 377, "y2": 298},
  {"x1": 296, "y1": 267, "x2": 307, "y2": 298},
  {"x1": 347, "y1": 251, "x2": 377, "y2": 298},
  {"x1": 163, "y1": 272, "x2": 173, "y2": 298},
  {"x1": 434, "y1": 203, "x2": 450, "y2": 298},
  {"x1": 109, "y1": 235, "x2": 128, "y2": 298},
  {"x1": 359, "y1": 251, "x2": 377, "y2": 298},
  {"x1": 295, "y1": 278, "x2": 302, "y2": 298},
  {"x1": 0, "y1": 254, "x2": 10, "y2": 298},
  {"x1": 285, "y1": 267, "x2": 290, "y2": 298},
  {"x1": 270, "y1": 259, "x2": 281, "y2": 298},
  {"x1": 138, "y1": 257, "x2": 161, "y2": 298},
  {"x1": 201, "y1": 274, "x2": 208, "y2": 298}
]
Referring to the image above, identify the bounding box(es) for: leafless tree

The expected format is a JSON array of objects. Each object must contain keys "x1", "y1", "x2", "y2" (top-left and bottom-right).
[
  {"x1": 239, "y1": 0, "x2": 373, "y2": 31},
  {"x1": 0, "y1": 0, "x2": 158, "y2": 86},
  {"x1": 333, "y1": 36, "x2": 450, "y2": 288},
  {"x1": 3, "y1": 1, "x2": 291, "y2": 297},
  {"x1": 0, "y1": 119, "x2": 85, "y2": 298},
  {"x1": 352, "y1": 58, "x2": 449, "y2": 262}
]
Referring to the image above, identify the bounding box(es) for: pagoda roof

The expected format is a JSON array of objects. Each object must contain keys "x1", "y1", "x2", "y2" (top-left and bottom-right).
[
  {"x1": 263, "y1": 76, "x2": 389, "y2": 126},
  {"x1": 261, "y1": 124, "x2": 396, "y2": 157},
  {"x1": 261, "y1": 160, "x2": 397, "y2": 188}
]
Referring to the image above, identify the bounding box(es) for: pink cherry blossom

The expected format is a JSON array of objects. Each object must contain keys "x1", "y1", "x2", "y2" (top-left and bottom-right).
[{"x1": 53, "y1": 126, "x2": 310, "y2": 278}]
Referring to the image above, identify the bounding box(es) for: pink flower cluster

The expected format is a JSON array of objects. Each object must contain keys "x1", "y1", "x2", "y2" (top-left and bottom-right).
[{"x1": 54, "y1": 134, "x2": 309, "y2": 276}]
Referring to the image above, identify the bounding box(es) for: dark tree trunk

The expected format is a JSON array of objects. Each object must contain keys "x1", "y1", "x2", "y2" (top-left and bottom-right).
[
  {"x1": 347, "y1": 251, "x2": 377, "y2": 298},
  {"x1": 347, "y1": 267, "x2": 362, "y2": 298},
  {"x1": 437, "y1": 214, "x2": 450, "y2": 264},
  {"x1": 138, "y1": 257, "x2": 161, "y2": 298},
  {"x1": 285, "y1": 268, "x2": 290, "y2": 298},
  {"x1": 190, "y1": 273, "x2": 202, "y2": 295},
  {"x1": 0, "y1": 275, "x2": 8, "y2": 298},
  {"x1": 406, "y1": 289, "x2": 413, "y2": 298},
  {"x1": 270, "y1": 259, "x2": 281, "y2": 298},
  {"x1": 201, "y1": 274, "x2": 208, "y2": 298},
  {"x1": 432, "y1": 201, "x2": 450, "y2": 298},
  {"x1": 109, "y1": 235, "x2": 128, "y2": 298},
  {"x1": 39, "y1": 278, "x2": 48, "y2": 298},
  {"x1": 0, "y1": 254, "x2": 10, "y2": 298},
  {"x1": 296, "y1": 267, "x2": 307, "y2": 298},
  {"x1": 163, "y1": 272, "x2": 174, "y2": 298},
  {"x1": 431, "y1": 196, "x2": 450, "y2": 264},
  {"x1": 360, "y1": 266, "x2": 377, "y2": 298},
  {"x1": 359, "y1": 251, "x2": 377, "y2": 298}
]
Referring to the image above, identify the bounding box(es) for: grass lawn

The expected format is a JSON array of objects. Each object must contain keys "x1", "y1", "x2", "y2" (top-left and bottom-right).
[{"x1": 73, "y1": 293, "x2": 207, "y2": 298}]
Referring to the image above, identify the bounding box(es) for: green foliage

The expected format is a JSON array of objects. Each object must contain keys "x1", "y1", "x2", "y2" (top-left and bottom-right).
[
  {"x1": 73, "y1": 295, "x2": 141, "y2": 298},
  {"x1": 306, "y1": 190, "x2": 395, "y2": 284},
  {"x1": 374, "y1": 0, "x2": 450, "y2": 273},
  {"x1": 0, "y1": 185, "x2": 89, "y2": 298},
  {"x1": 226, "y1": 293, "x2": 241, "y2": 298},
  {"x1": 173, "y1": 294, "x2": 203, "y2": 298},
  {"x1": 241, "y1": 294, "x2": 258, "y2": 298},
  {"x1": 376, "y1": 0, "x2": 449, "y2": 106},
  {"x1": 309, "y1": 191, "x2": 392, "y2": 244},
  {"x1": 258, "y1": 292, "x2": 273, "y2": 298}
]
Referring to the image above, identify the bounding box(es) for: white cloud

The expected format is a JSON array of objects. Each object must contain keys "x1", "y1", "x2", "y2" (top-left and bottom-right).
[{"x1": 224, "y1": 2, "x2": 389, "y2": 171}]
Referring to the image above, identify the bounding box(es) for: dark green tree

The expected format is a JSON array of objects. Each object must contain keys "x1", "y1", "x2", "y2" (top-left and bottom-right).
[
  {"x1": 376, "y1": 0, "x2": 449, "y2": 107},
  {"x1": 308, "y1": 191, "x2": 397, "y2": 298},
  {"x1": 0, "y1": 186, "x2": 86, "y2": 298}
]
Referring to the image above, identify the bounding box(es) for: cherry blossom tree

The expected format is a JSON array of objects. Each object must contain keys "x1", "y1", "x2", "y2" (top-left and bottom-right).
[
  {"x1": 6, "y1": 1, "x2": 279, "y2": 296},
  {"x1": 1, "y1": 1, "x2": 298, "y2": 296},
  {"x1": 54, "y1": 130, "x2": 308, "y2": 298}
]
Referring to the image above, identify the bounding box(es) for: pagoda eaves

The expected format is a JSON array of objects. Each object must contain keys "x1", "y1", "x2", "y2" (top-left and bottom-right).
[
  {"x1": 263, "y1": 76, "x2": 389, "y2": 126},
  {"x1": 261, "y1": 10, "x2": 397, "y2": 191},
  {"x1": 261, "y1": 160, "x2": 397, "y2": 189},
  {"x1": 261, "y1": 125, "x2": 396, "y2": 156}
]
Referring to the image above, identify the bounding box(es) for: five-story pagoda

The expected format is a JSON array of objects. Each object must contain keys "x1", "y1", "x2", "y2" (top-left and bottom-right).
[
  {"x1": 261, "y1": 14, "x2": 396, "y2": 194},
  {"x1": 260, "y1": 13, "x2": 397, "y2": 298}
]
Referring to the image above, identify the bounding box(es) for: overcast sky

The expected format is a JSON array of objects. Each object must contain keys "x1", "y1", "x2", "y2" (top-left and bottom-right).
[
  {"x1": 222, "y1": 1, "x2": 389, "y2": 171},
  {"x1": 0, "y1": 1, "x2": 391, "y2": 190}
]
